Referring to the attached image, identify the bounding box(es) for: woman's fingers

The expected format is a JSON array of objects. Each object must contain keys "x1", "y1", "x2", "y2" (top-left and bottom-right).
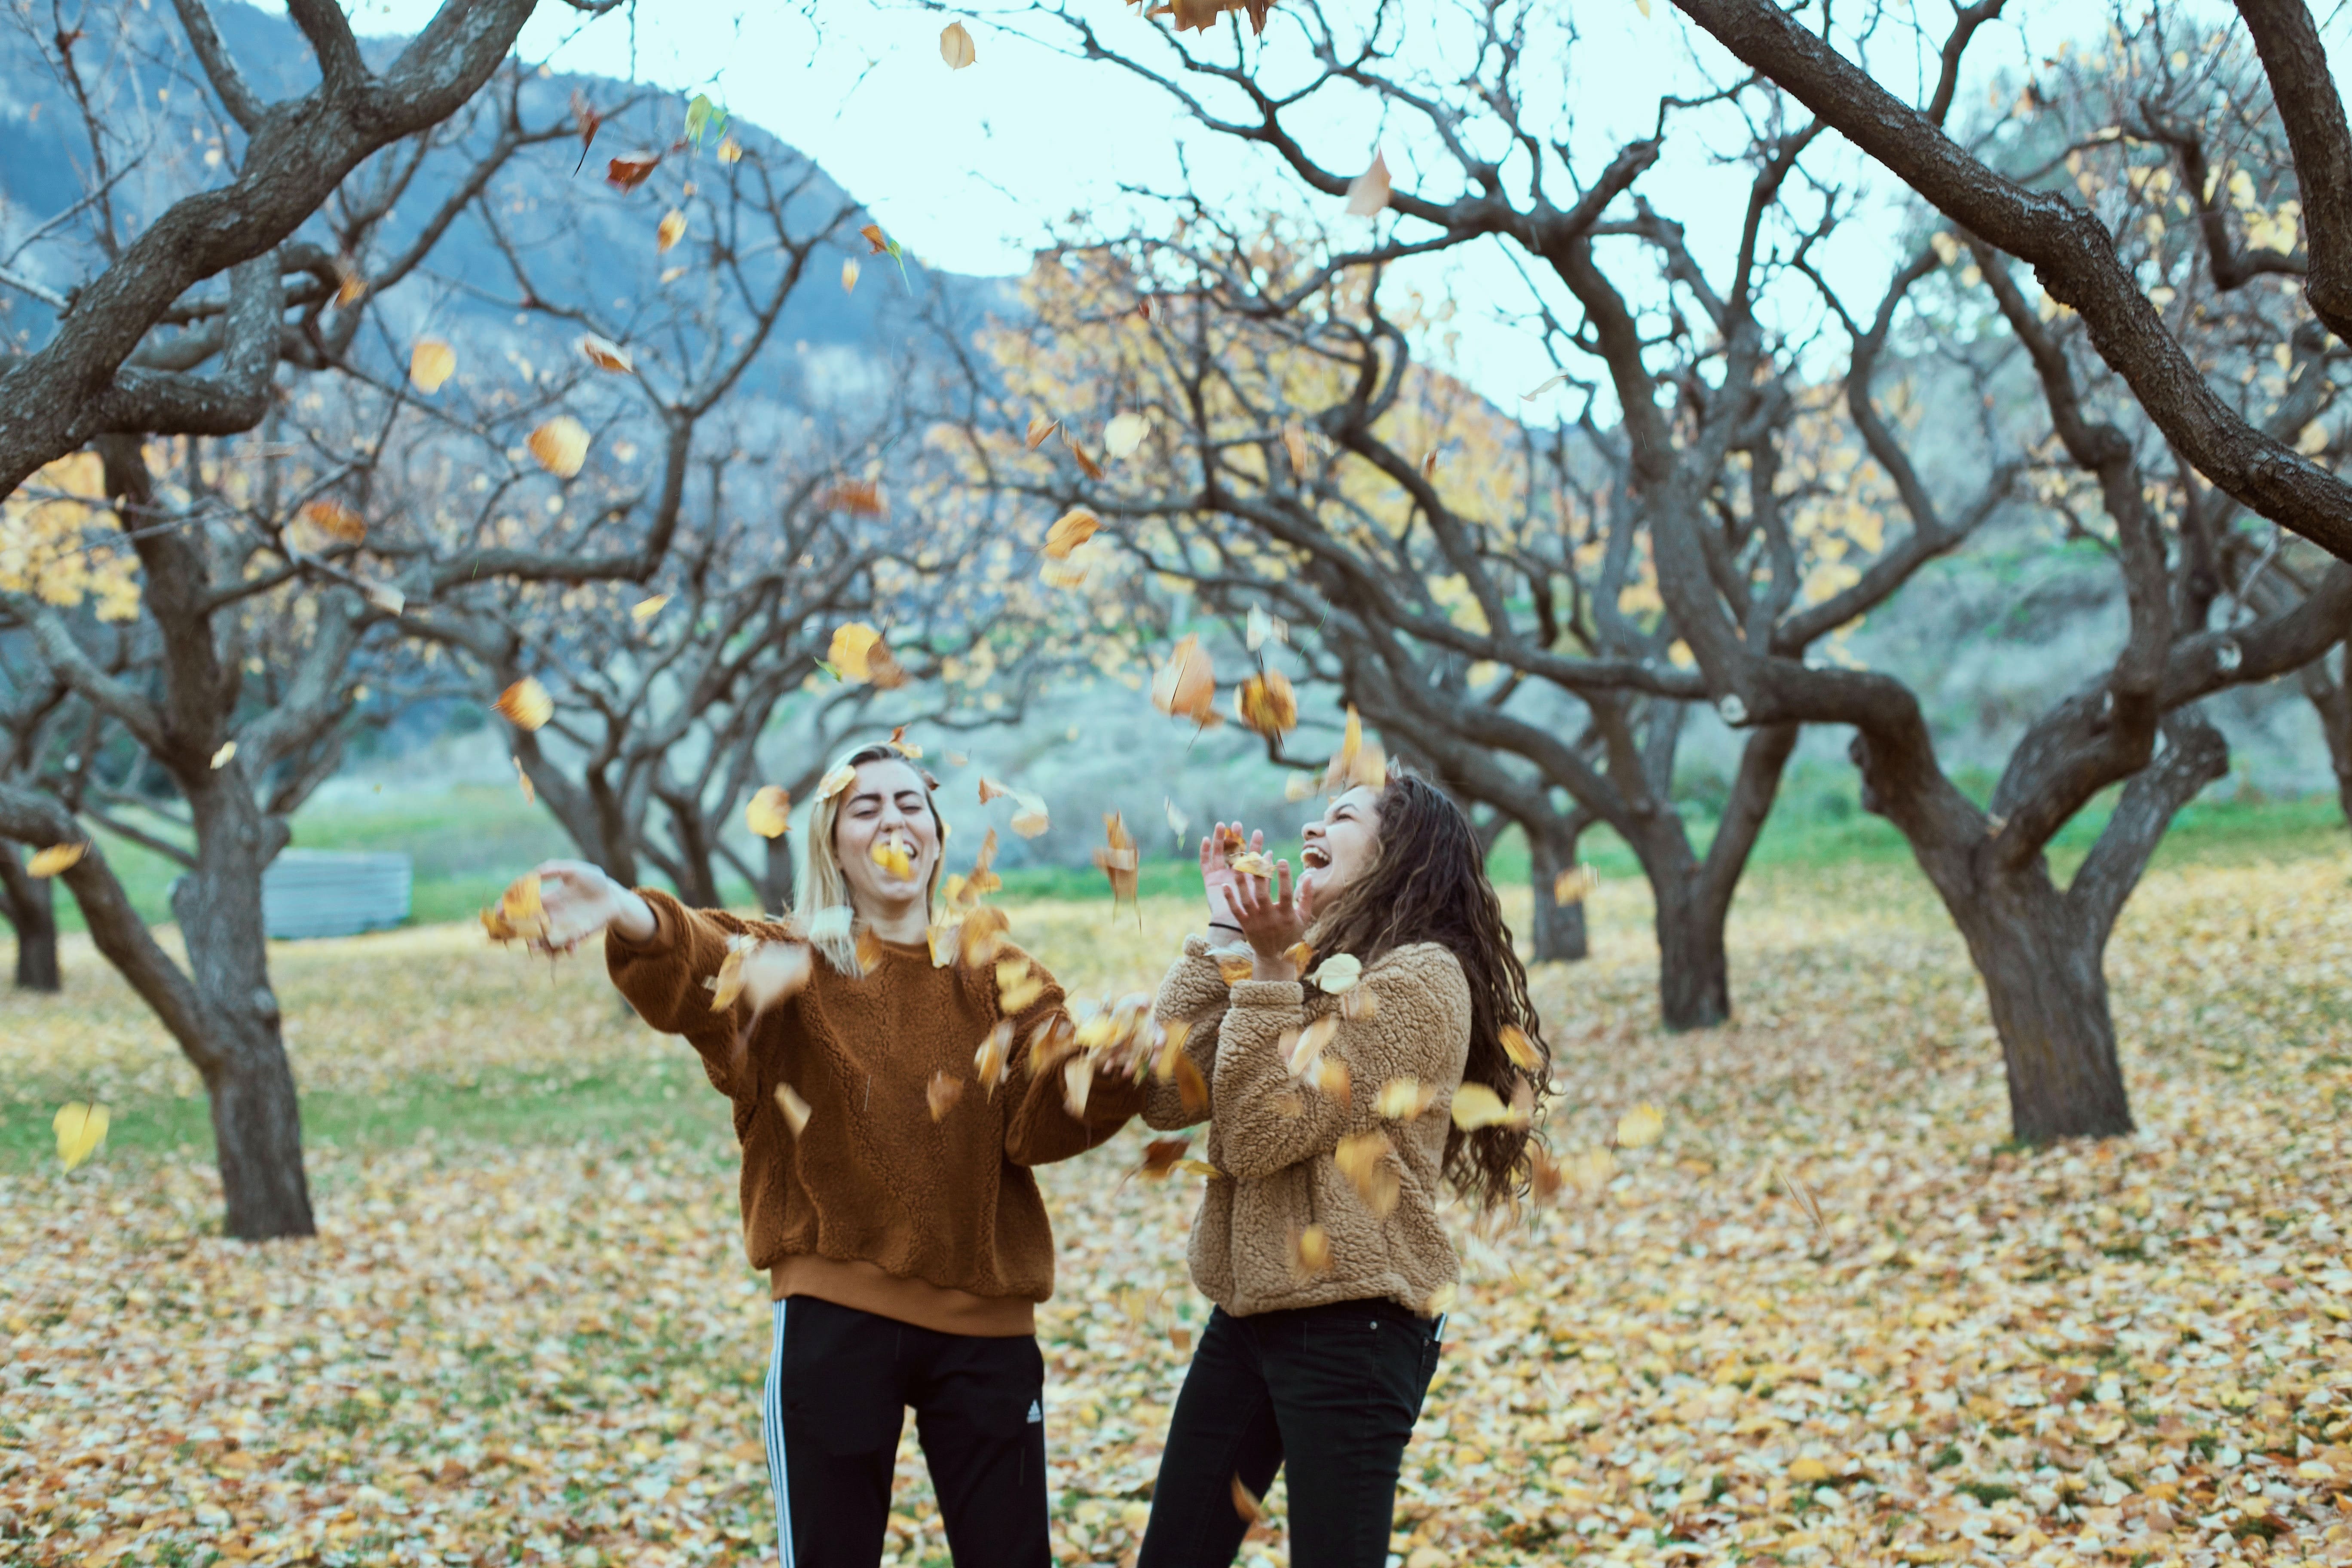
[{"x1": 1274, "y1": 858, "x2": 1293, "y2": 910}]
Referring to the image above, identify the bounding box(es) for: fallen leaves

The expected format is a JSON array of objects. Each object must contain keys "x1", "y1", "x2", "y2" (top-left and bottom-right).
[
  {"x1": 527, "y1": 416, "x2": 590, "y2": 478},
  {"x1": 493, "y1": 678, "x2": 552, "y2": 732}
]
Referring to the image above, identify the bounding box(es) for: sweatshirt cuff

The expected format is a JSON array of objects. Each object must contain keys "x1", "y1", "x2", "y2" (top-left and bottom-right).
[
  {"x1": 604, "y1": 888, "x2": 677, "y2": 958},
  {"x1": 1229, "y1": 979, "x2": 1304, "y2": 1009}
]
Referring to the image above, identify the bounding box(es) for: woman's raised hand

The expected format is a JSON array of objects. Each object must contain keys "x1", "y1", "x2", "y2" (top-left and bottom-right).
[
  {"x1": 1198, "y1": 822, "x2": 1263, "y2": 935},
  {"x1": 534, "y1": 860, "x2": 657, "y2": 951},
  {"x1": 1218, "y1": 848, "x2": 1305, "y2": 983}
]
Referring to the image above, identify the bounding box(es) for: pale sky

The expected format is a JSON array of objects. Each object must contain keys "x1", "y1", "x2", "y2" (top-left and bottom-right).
[{"x1": 323, "y1": 0, "x2": 2340, "y2": 401}]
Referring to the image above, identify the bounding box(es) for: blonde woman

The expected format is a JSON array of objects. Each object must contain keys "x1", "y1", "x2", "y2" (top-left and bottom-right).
[{"x1": 529, "y1": 739, "x2": 1145, "y2": 1568}]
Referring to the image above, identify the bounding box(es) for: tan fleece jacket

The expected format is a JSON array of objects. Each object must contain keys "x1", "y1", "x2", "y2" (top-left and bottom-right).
[
  {"x1": 606, "y1": 890, "x2": 1143, "y2": 1336},
  {"x1": 1144, "y1": 935, "x2": 1471, "y2": 1318}
]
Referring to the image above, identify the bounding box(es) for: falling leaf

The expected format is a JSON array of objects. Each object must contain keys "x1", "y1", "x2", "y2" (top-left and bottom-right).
[
  {"x1": 887, "y1": 725, "x2": 923, "y2": 759},
  {"x1": 1234, "y1": 670, "x2": 1298, "y2": 738},
  {"x1": 870, "y1": 836, "x2": 915, "y2": 880},
  {"x1": 408, "y1": 339, "x2": 455, "y2": 394},
  {"x1": 716, "y1": 135, "x2": 742, "y2": 164},
  {"x1": 1093, "y1": 814, "x2": 1140, "y2": 912},
  {"x1": 823, "y1": 478, "x2": 889, "y2": 516},
  {"x1": 1780, "y1": 1167, "x2": 1826, "y2": 1234},
  {"x1": 1615, "y1": 1102, "x2": 1666, "y2": 1148},
  {"x1": 1376, "y1": 1077, "x2": 1436, "y2": 1120},
  {"x1": 527, "y1": 416, "x2": 591, "y2": 478},
  {"x1": 1450, "y1": 1081, "x2": 1526, "y2": 1131},
  {"x1": 301, "y1": 498, "x2": 367, "y2": 545},
  {"x1": 854, "y1": 924, "x2": 885, "y2": 975},
  {"x1": 1311, "y1": 1055, "x2": 1351, "y2": 1104},
  {"x1": 1230, "y1": 1475, "x2": 1262, "y2": 1525},
  {"x1": 1163, "y1": 797, "x2": 1191, "y2": 846},
  {"x1": 1062, "y1": 1053, "x2": 1093, "y2": 1118},
  {"x1": 512, "y1": 755, "x2": 534, "y2": 806},
  {"x1": 974, "y1": 1020, "x2": 1014, "y2": 1095},
  {"x1": 940, "y1": 19, "x2": 977, "y2": 68},
  {"x1": 1008, "y1": 792, "x2": 1050, "y2": 839},
  {"x1": 1521, "y1": 371, "x2": 1572, "y2": 401},
  {"x1": 1335, "y1": 1131, "x2": 1401, "y2": 1216},
  {"x1": 1226, "y1": 850, "x2": 1274, "y2": 879},
  {"x1": 1044, "y1": 508, "x2": 1101, "y2": 560},
  {"x1": 684, "y1": 92, "x2": 727, "y2": 148},
  {"x1": 570, "y1": 89, "x2": 603, "y2": 170},
  {"x1": 816, "y1": 764, "x2": 858, "y2": 804},
  {"x1": 1345, "y1": 149, "x2": 1391, "y2": 217},
  {"x1": 1139, "y1": 1137, "x2": 1191, "y2": 1179},
  {"x1": 861, "y1": 223, "x2": 892, "y2": 254},
  {"x1": 1172, "y1": 1050, "x2": 1209, "y2": 1116},
  {"x1": 1307, "y1": 952, "x2": 1363, "y2": 993},
  {"x1": 1103, "y1": 411, "x2": 1150, "y2": 458},
  {"x1": 1284, "y1": 772, "x2": 1318, "y2": 802},
  {"x1": 960, "y1": 906, "x2": 1011, "y2": 967},
  {"x1": 1290, "y1": 1223, "x2": 1332, "y2": 1276},
  {"x1": 978, "y1": 777, "x2": 1012, "y2": 805},
  {"x1": 1501, "y1": 1024, "x2": 1541, "y2": 1072},
  {"x1": 1286, "y1": 1015, "x2": 1338, "y2": 1078},
  {"x1": 655, "y1": 208, "x2": 687, "y2": 252},
  {"x1": 705, "y1": 940, "x2": 750, "y2": 1011},
  {"x1": 578, "y1": 335, "x2": 634, "y2": 373},
  {"x1": 606, "y1": 151, "x2": 660, "y2": 191},
  {"x1": 1323, "y1": 704, "x2": 1387, "y2": 791},
  {"x1": 631, "y1": 594, "x2": 669, "y2": 625},
  {"x1": 1280, "y1": 422, "x2": 1311, "y2": 474},
  {"x1": 1634, "y1": 0, "x2": 1652, "y2": 16},
  {"x1": 1060, "y1": 426, "x2": 1105, "y2": 481},
  {"x1": 333, "y1": 255, "x2": 366, "y2": 308},
  {"x1": 52, "y1": 1102, "x2": 108, "y2": 1172},
  {"x1": 1245, "y1": 606, "x2": 1287, "y2": 650},
  {"x1": 363, "y1": 581, "x2": 405, "y2": 616},
  {"x1": 481, "y1": 871, "x2": 550, "y2": 945},
  {"x1": 806, "y1": 905, "x2": 853, "y2": 946},
  {"x1": 928, "y1": 1070, "x2": 965, "y2": 1121},
  {"x1": 996, "y1": 956, "x2": 1045, "y2": 1014},
  {"x1": 1151, "y1": 634, "x2": 1218, "y2": 726},
  {"x1": 1152, "y1": 1020, "x2": 1192, "y2": 1082},
  {"x1": 946, "y1": 750, "x2": 969, "y2": 768},
  {"x1": 1552, "y1": 864, "x2": 1596, "y2": 906},
  {"x1": 495, "y1": 678, "x2": 554, "y2": 732},
  {"x1": 773, "y1": 1083, "x2": 812, "y2": 1136},
  {"x1": 841, "y1": 258, "x2": 860, "y2": 293},
  {"x1": 1215, "y1": 955, "x2": 1255, "y2": 986},
  {"x1": 1423, "y1": 1282, "x2": 1458, "y2": 1316},
  {"x1": 1173, "y1": 1156, "x2": 1221, "y2": 1179},
  {"x1": 208, "y1": 741, "x2": 237, "y2": 770},
  {"x1": 1026, "y1": 415, "x2": 1060, "y2": 450},
  {"x1": 1341, "y1": 985, "x2": 1379, "y2": 1021}
]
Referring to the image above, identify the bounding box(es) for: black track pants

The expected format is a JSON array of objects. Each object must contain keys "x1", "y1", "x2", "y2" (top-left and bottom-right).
[
  {"x1": 760, "y1": 1295, "x2": 1048, "y2": 1568},
  {"x1": 1137, "y1": 1298, "x2": 1442, "y2": 1568}
]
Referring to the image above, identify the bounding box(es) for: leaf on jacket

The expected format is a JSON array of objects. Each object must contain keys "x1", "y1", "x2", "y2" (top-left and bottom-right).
[
  {"x1": 1138, "y1": 1137, "x2": 1190, "y2": 1179},
  {"x1": 996, "y1": 956, "x2": 1045, "y2": 1014},
  {"x1": 928, "y1": 1071, "x2": 965, "y2": 1122},
  {"x1": 773, "y1": 1083, "x2": 811, "y2": 1137},
  {"x1": 854, "y1": 925, "x2": 885, "y2": 975},
  {"x1": 53, "y1": 1102, "x2": 107, "y2": 1171},
  {"x1": 1216, "y1": 954, "x2": 1255, "y2": 986},
  {"x1": 1335, "y1": 1130, "x2": 1400, "y2": 1217},
  {"x1": 1306, "y1": 952, "x2": 1361, "y2": 993},
  {"x1": 1286, "y1": 1014, "x2": 1338, "y2": 1078},
  {"x1": 1062, "y1": 1054, "x2": 1093, "y2": 1119},
  {"x1": 1173, "y1": 1050, "x2": 1208, "y2": 1116},
  {"x1": 1376, "y1": 1077, "x2": 1437, "y2": 1121},
  {"x1": 26, "y1": 842, "x2": 86, "y2": 878},
  {"x1": 1615, "y1": 1102, "x2": 1665, "y2": 1148},
  {"x1": 974, "y1": 1020, "x2": 1014, "y2": 1096},
  {"x1": 1229, "y1": 1475, "x2": 1263, "y2": 1524},
  {"x1": 1289, "y1": 1223, "x2": 1332, "y2": 1277},
  {"x1": 495, "y1": 678, "x2": 553, "y2": 732},
  {"x1": 1449, "y1": 1082, "x2": 1528, "y2": 1131},
  {"x1": 1501, "y1": 1024, "x2": 1541, "y2": 1072},
  {"x1": 1309, "y1": 1055, "x2": 1351, "y2": 1105}
]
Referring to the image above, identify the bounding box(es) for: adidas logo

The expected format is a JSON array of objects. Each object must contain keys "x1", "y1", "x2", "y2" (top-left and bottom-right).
[{"x1": 1026, "y1": 1399, "x2": 1043, "y2": 1424}]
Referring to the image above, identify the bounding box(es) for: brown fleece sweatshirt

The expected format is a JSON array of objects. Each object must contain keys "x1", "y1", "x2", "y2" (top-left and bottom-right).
[
  {"x1": 606, "y1": 889, "x2": 1143, "y2": 1336},
  {"x1": 1144, "y1": 935, "x2": 1471, "y2": 1318}
]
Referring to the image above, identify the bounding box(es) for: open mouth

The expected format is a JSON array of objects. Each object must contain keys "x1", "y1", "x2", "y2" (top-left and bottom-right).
[{"x1": 1300, "y1": 843, "x2": 1331, "y2": 870}]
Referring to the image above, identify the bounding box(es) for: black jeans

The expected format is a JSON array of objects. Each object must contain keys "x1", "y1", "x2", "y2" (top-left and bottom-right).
[
  {"x1": 1138, "y1": 1298, "x2": 1443, "y2": 1568},
  {"x1": 760, "y1": 1295, "x2": 1048, "y2": 1568}
]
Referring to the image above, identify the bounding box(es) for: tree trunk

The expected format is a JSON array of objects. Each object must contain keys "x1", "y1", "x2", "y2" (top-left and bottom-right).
[
  {"x1": 1652, "y1": 874, "x2": 1732, "y2": 1031},
  {"x1": 1525, "y1": 822, "x2": 1589, "y2": 963},
  {"x1": 0, "y1": 848, "x2": 60, "y2": 992},
  {"x1": 761, "y1": 831, "x2": 794, "y2": 916},
  {"x1": 2300, "y1": 651, "x2": 2352, "y2": 829},
  {"x1": 1949, "y1": 876, "x2": 2135, "y2": 1142},
  {"x1": 175, "y1": 789, "x2": 315, "y2": 1240}
]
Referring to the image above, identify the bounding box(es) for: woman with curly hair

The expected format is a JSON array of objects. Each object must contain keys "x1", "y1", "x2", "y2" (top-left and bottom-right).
[{"x1": 1137, "y1": 768, "x2": 1549, "y2": 1568}]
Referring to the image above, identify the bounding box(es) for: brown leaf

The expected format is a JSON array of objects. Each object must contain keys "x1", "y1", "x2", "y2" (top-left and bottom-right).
[
  {"x1": 301, "y1": 498, "x2": 367, "y2": 545},
  {"x1": 1234, "y1": 669, "x2": 1298, "y2": 737},
  {"x1": 1025, "y1": 415, "x2": 1060, "y2": 450},
  {"x1": 1230, "y1": 1474, "x2": 1262, "y2": 1524},
  {"x1": 1172, "y1": 1050, "x2": 1208, "y2": 1116},
  {"x1": 1139, "y1": 1136, "x2": 1191, "y2": 1179},
  {"x1": 1044, "y1": 507, "x2": 1101, "y2": 560},
  {"x1": 1151, "y1": 634, "x2": 1218, "y2": 726},
  {"x1": 860, "y1": 223, "x2": 892, "y2": 254},
  {"x1": 578, "y1": 334, "x2": 634, "y2": 374},
  {"x1": 1093, "y1": 812, "x2": 1140, "y2": 911},
  {"x1": 1345, "y1": 149, "x2": 1391, "y2": 217},
  {"x1": 973, "y1": 1020, "x2": 1014, "y2": 1095},
  {"x1": 928, "y1": 1070, "x2": 966, "y2": 1122},
  {"x1": 1060, "y1": 425, "x2": 1104, "y2": 481},
  {"x1": 494, "y1": 678, "x2": 553, "y2": 732},
  {"x1": 606, "y1": 151, "x2": 660, "y2": 191}
]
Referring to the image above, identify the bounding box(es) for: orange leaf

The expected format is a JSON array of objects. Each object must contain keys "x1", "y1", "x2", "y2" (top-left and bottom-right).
[
  {"x1": 1150, "y1": 634, "x2": 1218, "y2": 726},
  {"x1": 578, "y1": 334, "x2": 634, "y2": 373},
  {"x1": 656, "y1": 208, "x2": 687, "y2": 252},
  {"x1": 1234, "y1": 669, "x2": 1297, "y2": 737},
  {"x1": 1044, "y1": 507, "x2": 1101, "y2": 560},
  {"x1": 494, "y1": 678, "x2": 553, "y2": 731},
  {"x1": 301, "y1": 498, "x2": 367, "y2": 545},
  {"x1": 528, "y1": 417, "x2": 590, "y2": 478},
  {"x1": 408, "y1": 339, "x2": 455, "y2": 395},
  {"x1": 606, "y1": 151, "x2": 660, "y2": 191},
  {"x1": 928, "y1": 1070, "x2": 966, "y2": 1121}
]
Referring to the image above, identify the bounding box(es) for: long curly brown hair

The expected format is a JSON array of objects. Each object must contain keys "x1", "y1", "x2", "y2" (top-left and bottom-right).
[{"x1": 1303, "y1": 769, "x2": 1549, "y2": 1208}]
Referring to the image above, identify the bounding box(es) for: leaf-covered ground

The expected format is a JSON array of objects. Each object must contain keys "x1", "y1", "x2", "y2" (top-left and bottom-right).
[{"x1": 3, "y1": 855, "x2": 2349, "y2": 1566}]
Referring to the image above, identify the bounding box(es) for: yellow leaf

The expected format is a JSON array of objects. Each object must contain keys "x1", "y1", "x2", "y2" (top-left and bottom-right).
[
  {"x1": 841, "y1": 258, "x2": 860, "y2": 294},
  {"x1": 1376, "y1": 1077, "x2": 1436, "y2": 1120},
  {"x1": 825, "y1": 622, "x2": 907, "y2": 688},
  {"x1": 1501, "y1": 1024, "x2": 1540, "y2": 1072},
  {"x1": 1286, "y1": 1014, "x2": 1338, "y2": 1077},
  {"x1": 1306, "y1": 952, "x2": 1361, "y2": 994},
  {"x1": 1280, "y1": 423, "x2": 1310, "y2": 473},
  {"x1": 301, "y1": 498, "x2": 367, "y2": 545},
  {"x1": 928, "y1": 1070, "x2": 965, "y2": 1121},
  {"x1": 578, "y1": 334, "x2": 634, "y2": 374},
  {"x1": 1614, "y1": 1102, "x2": 1665, "y2": 1148},
  {"x1": 527, "y1": 416, "x2": 591, "y2": 478},
  {"x1": 716, "y1": 136, "x2": 742, "y2": 164},
  {"x1": 1449, "y1": 1081, "x2": 1525, "y2": 1131},
  {"x1": 1172, "y1": 1051, "x2": 1209, "y2": 1117},
  {"x1": 1227, "y1": 850, "x2": 1274, "y2": 879},
  {"x1": 408, "y1": 339, "x2": 455, "y2": 394},
  {"x1": 1634, "y1": 0, "x2": 1652, "y2": 15},
  {"x1": 745, "y1": 786, "x2": 792, "y2": 839},
  {"x1": 1290, "y1": 1222, "x2": 1331, "y2": 1276},
  {"x1": 1215, "y1": 954, "x2": 1255, "y2": 986},
  {"x1": 1025, "y1": 414, "x2": 1060, "y2": 450},
  {"x1": 1284, "y1": 772, "x2": 1319, "y2": 802},
  {"x1": 1044, "y1": 507, "x2": 1101, "y2": 560},
  {"x1": 1093, "y1": 812, "x2": 1139, "y2": 908},
  {"x1": 1008, "y1": 791, "x2": 1050, "y2": 839},
  {"x1": 1234, "y1": 670, "x2": 1298, "y2": 738},
  {"x1": 631, "y1": 594, "x2": 669, "y2": 625},
  {"x1": 656, "y1": 208, "x2": 687, "y2": 252},
  {"x1": 1345, "y1": 149, "x2": 1391, "y2": 217},
  {"x1": 996, "y1": 956, "x2": 1045, "y2": 1014},
  {"x1": 52, "y1": 1102, "x2": 108, "y2": 1171},
  {"x1": 1789, "y1": 1457, "x2": 1831, "y2": 1483},
  {"x1": 940, "y1": 19, "x2": 977, "y2": 69},
  {"x1": 1334, "y1": 1130, "x2": 1401, "y2": 1216},
  {"x1": 1103, "y1": 411, "x2": 1150, "y2": 458},
  {"x1": 513, "y1": 755, "x2": 534, "y2": 805},
  {"x1": 817, "y1": 763, "x2": 857, "y2": 802},
  {"x1": 1151, "y1": 634, "x2": 1219, "y2": 726},
  {"x1": 773, "y1": 1082, "x2": 812, "y2": 1136},
  {"x1": 1552, "y1": 864, "x2": 1597, "y2": 906},
  {"x1": 495, "y1": 677, "x2": 554, "y2": 732},
  {"x1": 209, "y1": 741, "x2": 236, "y2": 770},
  {"x1": 974, "y1": 1020, "x2": 1014, "y2": 1094},
  {"x1": 870, "y1": 836, "x2": 915, "y2": 880}
]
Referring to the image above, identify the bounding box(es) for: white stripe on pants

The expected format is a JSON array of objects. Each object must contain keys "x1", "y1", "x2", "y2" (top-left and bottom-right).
[{"x1": 762, "y1": 1299, "x2": 795, "y2": 1567}]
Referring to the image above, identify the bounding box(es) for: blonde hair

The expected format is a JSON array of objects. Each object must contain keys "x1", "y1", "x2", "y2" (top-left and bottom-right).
[{"x1": 796, "y1": 740, "x2": 947, "y2": 974}]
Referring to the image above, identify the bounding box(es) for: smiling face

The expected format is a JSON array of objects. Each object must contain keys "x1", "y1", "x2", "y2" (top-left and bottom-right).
[
  {"x1": 1297, "y1": 784, "x2": 1384, "y2": 916},
  {"x1": 831, "y1": 756, "x2": 941, "y2": 914}
]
